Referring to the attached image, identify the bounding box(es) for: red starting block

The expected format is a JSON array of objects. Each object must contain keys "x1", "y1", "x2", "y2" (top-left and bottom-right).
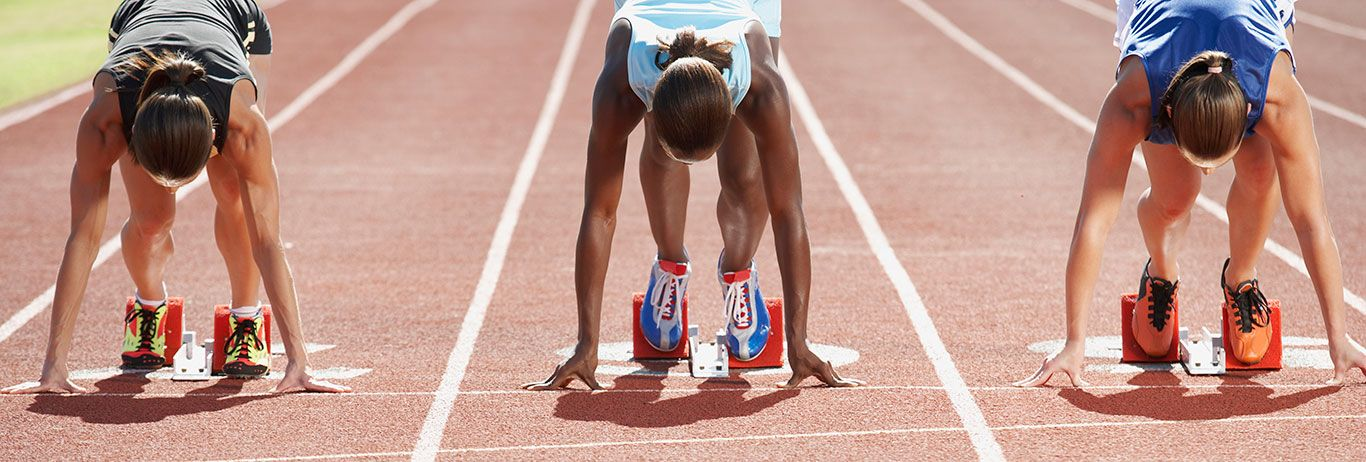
[
  {"x1": 1120, "y1": 293, "x2": 1180, "y2": 363},
  {"x1": 124, "y1": 297, "x2": 184, "y2": 366},
  {"x1": 631, "y1": 293, "x2": 690, "y2": 359},
  {"x1": 212, "y1": 305, "x2": 273, "y2": 374},
  {"x1": 1221, "y1": 299, "x2": 1283, "y2": 370},
  {"x1": 729, "y1": 298, "x2": 784, "y2": 369}
]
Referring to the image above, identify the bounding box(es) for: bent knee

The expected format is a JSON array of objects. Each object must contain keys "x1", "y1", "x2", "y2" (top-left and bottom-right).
[
  {"x1": 128, "y1": 214, "x2": 174, "y2": 240},
  {"x1": 1141, "y1": 188, "x2": 1197, "y2": 222}
]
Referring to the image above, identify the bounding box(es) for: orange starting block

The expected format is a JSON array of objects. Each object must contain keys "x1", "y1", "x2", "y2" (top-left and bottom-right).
[
  {"x1": 211, "y1": 305, "x2": 273, "y2": 374},
  {"x1": 125, "y1": 297, "x2": 184, "y2": 366},
  {"x1": 1120, "y1": 293, "x2": 1180, "y2": 363},
  {"x1": 1221, "y1": 299, "x2": 1283, "y2": 370},
  {"x1": 630, "y1": 293, "x2": 784, "y2": 375},
  {"x1": 730, "y1": 298, "x2": 784, "y2": 369}
]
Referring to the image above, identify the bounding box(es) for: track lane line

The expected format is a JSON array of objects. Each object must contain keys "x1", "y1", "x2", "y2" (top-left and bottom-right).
[
  {"x1": 408, "y1": 0, "x2": 595, "y2": 459},
  {"x1": 207, "y1": 412, "x2": 1366, "y2": 461},
  {"x1": 0, "y1": 0, "x2": 442, "y2": 344},
  {"x1": 1296, "y1": 10, "x2": 1366, "y2": 42},
  {"x1": 903, "y1": 0, "x2": 1366, "y2": 317},
  {"x1": 779, "y1": 54, "x2": 1005, "y2": 461},
  {"x1": 1056, "y1": 0, "x2": 1366, "y2": 131}
]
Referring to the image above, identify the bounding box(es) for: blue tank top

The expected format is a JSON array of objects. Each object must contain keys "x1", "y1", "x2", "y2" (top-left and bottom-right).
[
  {"x1": 1120, "y1": 0, "x2": 1293, "y2": 145},
  {"x1": 612, "y1": 0, "x2": 762, "y2": 111}
]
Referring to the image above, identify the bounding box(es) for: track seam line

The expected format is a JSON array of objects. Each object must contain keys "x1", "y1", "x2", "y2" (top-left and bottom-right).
[
  {"x1": 903, "y1": 0, "x2": 1366, "y2": 317},
  {"x1": 207, "y1": 413, "x2": 1366, "y2": 461},
  {"x1": 0, "y1": 0, "x2": 440, "y2": 345},
  {"x1": 1056, "y1": 0, "x2": 1366, "y2": 131},
  {"x1": 408, "y1": 0, "x2": 595, "y2": 459},
  {"x1": 779, "y1": 55, "x2": 1005, "y2": 461}
]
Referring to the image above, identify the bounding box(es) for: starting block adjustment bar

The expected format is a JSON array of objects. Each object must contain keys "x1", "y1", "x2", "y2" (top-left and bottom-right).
[
  {"x1": 1178, "y1": 326, "x2": 1224, "y2": 375},
  {"x1": 687, "y1": 325, "x2": 729, "y2": 378}
]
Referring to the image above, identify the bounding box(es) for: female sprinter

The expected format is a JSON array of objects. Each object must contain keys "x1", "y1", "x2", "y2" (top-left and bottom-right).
[
  {"x1": 3, "y1": 0, "x2": 347, "y2": 394},
  {"x1": 524, "y1": 0, "x2": 861, "y2": 390},
  {"x1": 1017, "y1": 0, "x2": 1365, "y2": 387}
]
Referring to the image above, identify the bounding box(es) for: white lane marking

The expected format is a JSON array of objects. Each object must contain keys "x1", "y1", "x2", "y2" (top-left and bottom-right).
[
  {"x1": 408, "y1": 0, "x2": 595, "y2": 460},
  {"x1": 1027, "y1": 335, "x2": 1336, "y2": 374},
  {"x1": 207, "y1": 413, "x2": 1366, "y2": 461},
  {"x1": 1297, "y1": 10, "x2": 1366, "y2": 42},
  {"x1": 906, "y1": 0, "x2": 1366, "y2": 316},
  {"x1": 0, "y1": 84, "x2": 88, "y2": 133},
  {"x1": 552, "y1": 341, "x2": 860, "y2": 377},
  {"x1": 0, "y1": 0, "x2": 442, "y2": 345},
  {"x1": 1055, "y1": 0, "x2": 1366, "y2": 132},
  {"x1": 57, "y1": 365, "x2": 371, "y2": 382},
  {"x1": 780, "y1": 53, "x2": 1005, "y2": 461}
]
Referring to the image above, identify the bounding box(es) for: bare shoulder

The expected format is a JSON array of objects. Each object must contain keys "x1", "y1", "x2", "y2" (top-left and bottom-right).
[
  {"x1": 1112, "y1": 55, "x2": 1152, "y2": 116},
  {"x1": 1261, "y1": 51, "x2": 1302, "y2": 117},
  {"x1": 227, "y1": 79, "x2": 267, "y2": 139},
  {"x1": 84, "y1": 72, "x2": 124, "y2": 133}
]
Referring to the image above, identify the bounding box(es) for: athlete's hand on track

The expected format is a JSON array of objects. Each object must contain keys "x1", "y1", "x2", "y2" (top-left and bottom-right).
[
  {"x1": 273, "y1": 368, "x2": 351, "y2": 393},
  {"x1": 1014, "y1": 340, "x2": 1090, "y2": 387},
  {"x1": 522, "y1": 349, "x2": 604, "y2": 391},
  {"x1": 779, "y1": 348, "x2": 865, "y2": 388},
  {"x1": 1, "y1": 376, "x2": 88, "y2": 394},
  {"x1": 1328, "y1": 335, "x2": 1366, "y2": 386}
]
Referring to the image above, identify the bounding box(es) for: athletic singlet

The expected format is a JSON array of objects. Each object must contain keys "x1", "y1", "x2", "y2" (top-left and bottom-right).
[
  {"x1": 101, "y1": 0, "x2": 273, "y2": 150},
  {"x1": 1119, "y1": 0, "x2": 1292, "y2": 145},
  {"x1": 612, "y1": 0, "x2": 776, "y2": 112}
]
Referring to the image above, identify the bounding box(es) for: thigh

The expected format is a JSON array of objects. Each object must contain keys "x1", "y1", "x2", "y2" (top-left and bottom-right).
[
  {"x1": 205, "y1": 155, "x2": 243, "y2": 206},
  {"x1": 1140, "y1": 142, "x2": 1202, "y2": 204},
  {"x1": 1231, "y1": 134, "x2": 1277, "y2": 185},
  {"x1": 118, "y1": 155, "x2": 177, "y2": 227},
  {"x1": 716, "y1": 117, "x2": 762, "y2": 190}
]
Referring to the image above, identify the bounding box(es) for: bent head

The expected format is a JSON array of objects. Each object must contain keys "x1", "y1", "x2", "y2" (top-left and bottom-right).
[
  {"x1": 651, "y1": 27, "x2": 734, "y2": 164},
  {"x1": 1158, "y1": 51, "x2": 1248, "y2": 170},
  {"x1": 122, "y1": 50, "x2": 214, "y2": 188}
]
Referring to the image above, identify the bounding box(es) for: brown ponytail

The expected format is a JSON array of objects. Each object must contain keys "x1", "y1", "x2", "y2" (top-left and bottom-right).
[
  {"x1": 1157, "y1": 51, "x2": 1247, "y2": 164},
  {"x1": 651, "y1": 27, "x2": 734, "y2": 163},
  {"x1": 120, "y1": 49, "x2": 214, "y2": 187}
]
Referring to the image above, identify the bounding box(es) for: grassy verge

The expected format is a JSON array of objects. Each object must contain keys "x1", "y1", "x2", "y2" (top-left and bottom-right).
[{"x1": 0, "y1": 0, "x2": 121, "y2": 110}]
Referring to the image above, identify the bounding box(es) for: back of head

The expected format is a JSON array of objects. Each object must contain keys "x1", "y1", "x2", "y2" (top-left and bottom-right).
[
  {"x1": 652, "y1": 27, "x2": 734, "y2": 163},
  {"x1": 1158, "y1": 51, "x2": 1247, "y2": 166},
  {"x1": 121, "y1": 50, "x2": 214, "y2": 187}
]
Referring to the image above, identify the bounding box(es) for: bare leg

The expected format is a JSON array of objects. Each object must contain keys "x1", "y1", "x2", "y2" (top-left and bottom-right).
[
  {"x1": 640, "y1": 118, "x2": 691, "y2": 262},
  {"x1": 1136, "y1": 142, "x2": 1201, "y2": 280},
  {"x1": 1223, "y1": 135, "x2": 1280, "y2": 283},
  {"x1": 716, "y1": 116, "x2": 769, "y2": 272},
  {"x1": 118, "y1": 156, "x2": 177, "y2": 300},
  {"x1": 207, "y1": 155, "x2": 262, "y2": 307}
]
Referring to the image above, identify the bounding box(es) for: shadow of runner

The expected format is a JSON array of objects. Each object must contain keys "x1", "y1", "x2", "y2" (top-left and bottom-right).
[
  {"x1": 25, "y1": 372, "x2": 278, "y2": 424},
  {"x1": 553, "y1": 362, "x2": 799, "y2": 427},
  {"x1": 1058, "y1": 371, "x2": 1340, "y2": 420}
]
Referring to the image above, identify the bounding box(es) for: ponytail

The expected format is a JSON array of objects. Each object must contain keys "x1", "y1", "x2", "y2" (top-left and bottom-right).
[
  {"x1": 651, "y1": 27, "x2": 735, "y2": 163},
  {"x1": 118, "y1": 49, "x2": 214, "y2": 186},
  {"x1": 1158, "y1": 51, "x2": 1248, "y2": 163},
  {"x1": 656, "y1": 27, "x2": 733, "y2": 71}
]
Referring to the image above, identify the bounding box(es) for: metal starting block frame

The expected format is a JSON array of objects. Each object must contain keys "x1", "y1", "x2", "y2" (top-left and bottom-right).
[
  {"x1": 687, "y1": 325, "x2": 730, "y2": 378},
  {"x1": 172, "y1": 331, "x2": 213, "y2": 381},
  {"x1": 1178, "y1": 326, "x2": 1224, "y2": 375}
]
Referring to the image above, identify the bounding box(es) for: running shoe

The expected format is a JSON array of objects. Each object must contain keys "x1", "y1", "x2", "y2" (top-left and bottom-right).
[
  {"x1": 1132, "y1": 259, "x2": 1178, "y2": 357},
  {"x1": 641, "y1": 258, "x2": 689, "y2": 351},
  {"x1": 720, "y1": 261, "x2": 770, "y2": 361},
  {"x1": 122, "y1": 299, "x2": 170, "y2": 369},
  {"x1": 223, "y1": 311, "x2": 270, "y2": 377},
  {"x1": 1221, "y1": 258, "x2": 1273, "y2": 364}
]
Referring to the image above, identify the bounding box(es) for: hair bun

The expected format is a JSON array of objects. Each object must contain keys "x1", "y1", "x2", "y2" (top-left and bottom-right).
[{"x1": 657, "y1": 26, "x2": 734, "y2": 71}]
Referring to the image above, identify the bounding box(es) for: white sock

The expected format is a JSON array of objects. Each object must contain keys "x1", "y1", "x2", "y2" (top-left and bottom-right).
[
  {"x1": 230, "y1": 305, "x2": 262, "y2": 318},
  {"x1": 135, "y1": 285, "x2": 167, "y2": 308}
]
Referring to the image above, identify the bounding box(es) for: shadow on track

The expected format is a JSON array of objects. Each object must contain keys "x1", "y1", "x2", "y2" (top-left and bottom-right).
[
  {"x1": 24, "y1": 371, "x2": 278, "y2": 424},
  {"x1": 1057, "y1": 371, "x2": 1340, "y2": 420},
  {"x1": 552, "y1": 362, "x2": 798, "y2": 427}
]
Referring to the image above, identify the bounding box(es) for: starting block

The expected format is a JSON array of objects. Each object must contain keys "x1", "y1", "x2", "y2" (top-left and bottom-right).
[
  {"x1": 1221, "y1": 299, "x2": 1283, "y2": 370},
  {"x1": 630, "y1": 293, "x2": 785, "y2": 377},
  {"x1": 688, "y1": 326, "x2": 729, "y2": 378},
  {"x1": 172, "y1": 331, "x2": 213, "y2": 381},
  {"x1": 1178, "y1": 327, "x2": 1224, "y2": 375},
  {"x1": 212, "y1": 305, "x2": 273, "y2": 374},
  {"x1": 125, "y1": 297, "x2": 185, "y2": 366},
  {"x1": 1119, "y1": 293, "x2": 1180, "y2": 363}
]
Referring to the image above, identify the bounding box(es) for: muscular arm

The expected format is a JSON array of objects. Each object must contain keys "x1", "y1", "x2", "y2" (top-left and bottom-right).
[
  {"x1": 574, "y1": 19, "x2": 645, "y2": 351},
  {"x1": 249, "y1": 54, "x2": 271, "y2": 115}
]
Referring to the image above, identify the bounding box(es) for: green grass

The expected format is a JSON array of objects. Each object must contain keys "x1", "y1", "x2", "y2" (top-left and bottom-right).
[{"x1": 0, "y1": 0, "x2": 122, "y2": 110}]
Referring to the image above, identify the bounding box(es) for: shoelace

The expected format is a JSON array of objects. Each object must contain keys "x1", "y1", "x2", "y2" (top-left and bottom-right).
[
  {"x1": 650, "y1": 271, "x2": 683, "y2": 321},
  {"x1": 1230, "y1": 282, "x2": 1272, "y2": 333},
  {"x1": 1146, "y1": 281, "x2": 1176, "y2": 331},
  {"x1": 224, "y1": 318, "x2": 264, "y2": 360},
  {"x1": 725, "y1": 279, "x2": 752, "y2": 329},
  {"x1": 124, "y1": 307, "x2": 160, "y2": 350}
]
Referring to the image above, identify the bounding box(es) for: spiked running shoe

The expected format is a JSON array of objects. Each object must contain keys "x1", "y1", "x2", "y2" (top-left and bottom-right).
[
  {"x1": 1132, "y1": 259, "x2": 1179, "y2": 357},
  {"x1": 720, "y1": 262, "x2": 770, "y2": 361},
  {"x1": 223, "y1": 311, "x2": 270, "y2": 377},
  {"x1": 641, "y1": 259, "x2": 689, "y2": 351},
  {"x1": 1221, "y1": 259, "x2": 1273, "y2": 364},
  {"x1": 122, "y1": 300, "x2": 170, "y2": 369}
]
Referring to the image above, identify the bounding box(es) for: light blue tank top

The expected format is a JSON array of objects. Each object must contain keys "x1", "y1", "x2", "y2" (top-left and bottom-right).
[
  {"x1": 1120, "y1": 0, "x2": 1293, "y2": 144},
  {"x1": 612, "y1": 0, "x2": 762, "y2": 111}
]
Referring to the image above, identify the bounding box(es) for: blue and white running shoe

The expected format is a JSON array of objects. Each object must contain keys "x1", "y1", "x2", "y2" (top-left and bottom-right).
[
  {"x1": 720, "y1": 262, "x2": 770, "y2": 361},
  {"x1": 641, "y1": 258, "x2": 689, "y2": 351}
]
